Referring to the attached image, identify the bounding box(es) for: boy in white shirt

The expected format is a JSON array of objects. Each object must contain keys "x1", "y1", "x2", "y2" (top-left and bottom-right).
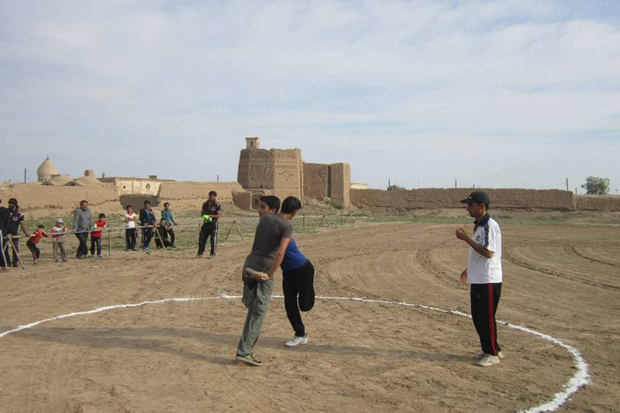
[
  {"x1": 51, "y1": 218, "x2": 68, "y2": 262},
  {"x1": 455, "y1": 191, "x2": 504, "y2": 367},
  {"x1": 125, "y1": 205, "x2": 138, "y2": 251}
]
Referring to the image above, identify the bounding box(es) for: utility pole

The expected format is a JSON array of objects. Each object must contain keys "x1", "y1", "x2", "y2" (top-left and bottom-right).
[
  {"x1": 24, "y1": 169, "x2": 27, "y2": 183},
  {"x1": 455, "y1": 179, "x2": 457, "y2": 189},
  {"x1": 388, "y1": 179, "x2": 391, "y2": 189},
  {"x1": 217, "y1": 174, "x2": 220, "y2": 182},
  {"x1": 566, "y1": 178, "x2": 569, "y2": 191}
]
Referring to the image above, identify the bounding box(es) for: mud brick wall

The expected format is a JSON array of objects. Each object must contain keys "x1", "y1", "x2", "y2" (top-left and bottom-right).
[{"x1": 351, "y1": 188, "x2": 576, "y2": 211}]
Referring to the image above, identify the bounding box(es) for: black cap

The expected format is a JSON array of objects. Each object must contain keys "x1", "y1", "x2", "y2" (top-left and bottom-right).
[{"x1": 460, "y1": 191, "x2": 490, "y2": 207}]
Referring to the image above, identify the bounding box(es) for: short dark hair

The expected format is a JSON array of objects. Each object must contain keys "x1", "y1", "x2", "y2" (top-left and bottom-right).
[
  {"x1": 126, "y1": 205, "x2": 133, "y2": 210},
  {"x1": 259, "y1": 196, "x2": 280, "y2": 213},
  {"x1": 281, "y1": 196, "x2": 302, "y2": 214},
  {"x1": 8, "y1": 198, "x2": 18, "y2": 206},
  {"x1": 99, "y1": 213, "x2": 106, "y2": 219},
  {"x1": 37, "y1": 224, "x2": 45, "y2": 229},
  {"x1": 144, "y1": 200, "x2": 150, "y2": 205},
  {"x1": 209, "y1": 191, "x2": 217, "y2": 196},
  {"x1": 164, "y1": 202, "x2": 170, "y2": 207},
  {"x1": 80, "y1": 200, "x2": 88, "y2": 205}
]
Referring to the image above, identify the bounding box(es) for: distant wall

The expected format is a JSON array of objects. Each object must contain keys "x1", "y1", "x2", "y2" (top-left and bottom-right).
[
  {"x1": 158, "y1": 181, "x2": 243, "y2": 202},
  {"x1": 575, "y1": 195, "x2": 620, "y2": 211},
  {"x1": 237, "y1": 148, "x2": 303, "y2": 200},
  {"x1": 303, "y1": 162, "x2": 351, "y2": 207},
  {"x1": 351, "y1": 188, "x2": 575, "y2": 211}
]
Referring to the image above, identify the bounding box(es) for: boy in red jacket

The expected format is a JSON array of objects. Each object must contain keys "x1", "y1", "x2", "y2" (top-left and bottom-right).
[
  {"x1": 27, "y1": 224, "x2": 50, "y2": 264},
  {"x1": 91, "y1": 213, "x2": 107, "y2": 258}
]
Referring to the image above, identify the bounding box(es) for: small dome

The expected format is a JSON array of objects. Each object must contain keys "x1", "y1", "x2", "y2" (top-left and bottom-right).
[
  {"x1": 37, "y1": 157, "x2": 60, "y2": 182},
  {"x1": 66, "y1": 176, "x2": 101, "y2": 187},
  {"x1": 42, "y1": 175, "x2": 72, "y2": 186}
]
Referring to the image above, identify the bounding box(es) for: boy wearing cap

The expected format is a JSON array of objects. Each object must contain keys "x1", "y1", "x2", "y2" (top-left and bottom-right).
[
  {"x1": 455, "y1": 191, "x2": 504, "y2": 367},
  {"x1": 51, "y1": 218, "x2": 68, "y2": 262}
]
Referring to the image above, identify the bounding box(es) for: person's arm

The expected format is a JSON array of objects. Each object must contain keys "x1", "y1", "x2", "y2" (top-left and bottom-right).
[
  {"x1": 171, "y1": 212, "x2": 177, "y2": 225},
  {"x1": 455, "y1": 228, "x2": 494, "y2": 259},
  {"x1": 267, "y1": 237, "x2": 292, "y2": 279},
  {"x1": 43, "y1": 231, "x2": 50, "y2": 238},
  {"x1": 20, "y1": 221, "x2": 30, "y2": 238}
]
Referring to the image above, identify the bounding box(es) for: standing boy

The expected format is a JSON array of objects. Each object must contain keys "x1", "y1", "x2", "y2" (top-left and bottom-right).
[
  {"x1": 161, "y1": 202, "x2": 177, "y2": 247},
  {"x1": 4, "y1": 198, "x2": 29, "y2": 267},
  {"x1": 455, "y1": 191, "x2": 504, "y2": 367},
  {"x1": 73, "y1": 200, "x2": 93, "y2": 259},
  {"x1": 51, "y1": 218, "x2": 68, "y2": 262},
  {"x1": 0, "y1": 199, "x2": 10, "y2": 270},
  {"x1": 91, "y1": 213, "x2": 107, "y2": 257},
  {"x1": 279, "y1": 197, "x2": 316, "y2": 347},
  {"x1": 26, "y1": 225, "x2": 50, "y2": 264},
  {"x1": 125, "y1": 205, "x2": 138, "y2": 251},
  {"x1": 236, "y1": 195, "x2": 292, "y2": 366},
  {"x1": 139, "y1": 200, "x2": 156, "y2": 251},
  {"x1": 196, "y1": 191, "x2": 222, "y2": 258}
]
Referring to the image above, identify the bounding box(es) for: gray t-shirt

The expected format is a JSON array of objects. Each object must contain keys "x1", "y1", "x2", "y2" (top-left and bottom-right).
[{"x1": 248, "y1": 214, "x2": 293, "y2": 268}]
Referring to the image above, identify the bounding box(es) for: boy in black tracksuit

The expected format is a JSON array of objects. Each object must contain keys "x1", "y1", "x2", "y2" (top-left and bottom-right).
[{"x1": 196, "y1": 191, "x2": 222, "y2": 258}]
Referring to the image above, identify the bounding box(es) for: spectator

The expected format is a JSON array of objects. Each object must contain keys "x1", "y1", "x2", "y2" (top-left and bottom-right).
[
  {"x1": 139, "y1": 200, "x2": 157, "y2": 251},
  {"x1": 73, "y1": 200, "x2": 93, "y2": 259},
  {"x1": 51, "y1": 218, "x2": 68, "y2": 263},
  {"x1": 91, "y1": 213, "x2": 107, "y2": 258},
  {"x1": 125, "y1": 205, "x2": 138, "y2": 251}
]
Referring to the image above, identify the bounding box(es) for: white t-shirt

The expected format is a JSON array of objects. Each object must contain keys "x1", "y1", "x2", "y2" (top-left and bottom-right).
[
  {"x1": 126, "y1": 212, "x2": 137, "y2": 228},
  {"x1": 467, "y1": 215, "x2": 502, "y2": 284}
]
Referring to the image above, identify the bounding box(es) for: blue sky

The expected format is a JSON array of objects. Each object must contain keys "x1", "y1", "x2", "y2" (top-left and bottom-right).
[{"x1": 1, "y1": 0, "x2": 619, "y2": 193}]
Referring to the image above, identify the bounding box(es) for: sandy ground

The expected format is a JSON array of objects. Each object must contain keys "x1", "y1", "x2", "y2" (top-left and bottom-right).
[{"x1": 0, "y1": 221, "x2": 618, "y2": 412}]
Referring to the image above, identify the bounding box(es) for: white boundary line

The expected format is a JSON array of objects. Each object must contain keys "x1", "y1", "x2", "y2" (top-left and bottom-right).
[{"x1": 0, "y1": 295, "x2": 590, "y2": 413}]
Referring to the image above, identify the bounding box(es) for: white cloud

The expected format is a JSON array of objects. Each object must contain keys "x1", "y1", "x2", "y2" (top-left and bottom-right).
[{"x1": 0, "y1": 0, "x2": 619, "y2": 191}]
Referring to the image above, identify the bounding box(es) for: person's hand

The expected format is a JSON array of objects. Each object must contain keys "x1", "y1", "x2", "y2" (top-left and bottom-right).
[
  {"x1": 459, "y1": 270, "x2": 468, "y2": 284},
  {"x1": 455, "y1": 227, "x2": 469, "y2": 241}
]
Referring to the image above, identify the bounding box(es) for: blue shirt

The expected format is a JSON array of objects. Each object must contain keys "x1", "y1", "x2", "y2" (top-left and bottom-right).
[
  {"x1": 281, "y1": 238, "x2": 308, "y2": 272},
  {"x1": 162, "y1": 209, "x2": 174, "y2": 225}
]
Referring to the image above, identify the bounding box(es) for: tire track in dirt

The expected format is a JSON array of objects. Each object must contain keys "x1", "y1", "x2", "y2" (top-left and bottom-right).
[
  {"x1": 565, "y1": 245, "x2": 620, "y2": 269},
  {"x1": 503, "y1": 246, "x2": 620, "y2": 291}
]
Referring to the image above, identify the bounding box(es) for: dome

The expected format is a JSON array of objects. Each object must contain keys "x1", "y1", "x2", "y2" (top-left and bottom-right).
[
  {"x1": 42, "y1": 175, "x2": 72, "y2": 186},
  {"x1": 37, "y1": 157, "x2": 60, "y2": 182}
]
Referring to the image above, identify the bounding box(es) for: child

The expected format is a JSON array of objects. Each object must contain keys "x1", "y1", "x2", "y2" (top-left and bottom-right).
[
  {"x1": 155, "y1": 218, "x2": 173, "y2": 249},
  {"x1": 51, "y1": 218, "x2": 68, "y2": 262},
  {"x1": 27, "y1": 224, "x2": 50, "y2": 264},
  {"x1": 91, "y1": 213, "x2": 107, "y2": 258},
  {"x1": 125, "y1": 205, "x2": 138, "y2": 251}
]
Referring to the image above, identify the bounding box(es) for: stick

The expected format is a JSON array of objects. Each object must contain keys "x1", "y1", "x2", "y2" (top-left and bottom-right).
[
  {"x1": 224, "y1": 222, "x2": 234, "y2": 241},
  {"x1": 0, "y1": 230, "x2": 8, "y2": 268},
  {"x1": 107, "y1": 229, "x2": 112, "y2": 256},
  {"x1": 153, "y1": 224, "x2": 167, "y2": 250},
  {"x1": 7, "y1": 235, "x2": 25, "y2": 270},
  {"x1": 235, "y1": 221, "x2": 244, "y2": 240}
]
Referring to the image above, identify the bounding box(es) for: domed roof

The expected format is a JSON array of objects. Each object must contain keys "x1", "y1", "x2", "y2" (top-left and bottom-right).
[
  {"x1": 42, "y1": 175, "x2": 72, "y2": 186},
  {"x1": 37, "y1": 156, "x2": 60, "y2": 181},
  {"x1": 66, "y1": 176, "x2": 101, "y2": 187}
]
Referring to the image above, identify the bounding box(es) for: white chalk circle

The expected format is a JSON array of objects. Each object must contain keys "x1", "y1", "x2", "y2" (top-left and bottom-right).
[{"x1": 0, "y1": 295, "x2": 590, "y2": 413}]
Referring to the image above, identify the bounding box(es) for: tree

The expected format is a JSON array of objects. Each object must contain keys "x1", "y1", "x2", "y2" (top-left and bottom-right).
[{"x1": 581, "y1": 176, "x2": 610, "y2": 195}]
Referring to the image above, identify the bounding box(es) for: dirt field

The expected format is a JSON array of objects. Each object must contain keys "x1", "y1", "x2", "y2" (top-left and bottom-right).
[{"x1": 0, "y1": 220, "x2": 618, "y2": 412}]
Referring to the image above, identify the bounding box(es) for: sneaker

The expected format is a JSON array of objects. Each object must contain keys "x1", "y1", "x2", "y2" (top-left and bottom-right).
[
  {"x1": 477, "y1": 354, "x2": 501, "y2": 367},
  {"x1": 195, "y1": 255, "x2": 202, "y2": 259},
  {"x1": 97, "y1": 255, "x2": 103, "y2": 258},
  {"x1": 236, "y1": 354, "x2": 262, "y2": 366},
  {"x1": 285, "y1": 335, "x2": 308, "y2": 347},
  {"x1": 475, "y1": 351, "x2": 504, "y2": 359},
  {"x1": 208, "y1": 254, "x2": 215, "y2": 259}
]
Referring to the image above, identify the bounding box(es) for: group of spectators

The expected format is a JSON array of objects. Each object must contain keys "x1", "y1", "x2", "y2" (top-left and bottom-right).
[{"x1": 0, "y1": 191, "x2": 223, "y2": 269}]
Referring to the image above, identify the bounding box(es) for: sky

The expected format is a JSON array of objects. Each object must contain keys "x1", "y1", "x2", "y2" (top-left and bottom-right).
[{"x1": 1, "y1": 0, "x2": 619, "y2": 193}]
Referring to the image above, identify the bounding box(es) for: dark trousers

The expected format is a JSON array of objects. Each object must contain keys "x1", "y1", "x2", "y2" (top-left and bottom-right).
[
  {"x1": 0, "y1": 235, "x2": 6, "y2": 267},
  {"x1": 283, "y1": 260, "x2": 315, "y2": 337},
  {"x1": 125, "y1": 228, "x2": 137, "y2": 250},
  {"x1": 2, "y1": 236, "x2": 20, "y2": 267},
  {"x1": 167, "y1": 227, "x2": 175, "y2": 246},
  {"x1": 90, "y1": 237, "x2": 102, "y2": 256},
  {"x1": 471, "y1": 283, "x2": 502, "y2": 356},
  {"x1": 142, "y1": 227, "x2": 153, "y2": 249},
  {"x1": 26, "y1": 240, "x2": 40, "y2": 260},
  {"x1": 197, "y1": 221, "x2": 218, "y2": 256},
  {"x1": 75, "y1": 233, "x2": 89, "y2": 258}
]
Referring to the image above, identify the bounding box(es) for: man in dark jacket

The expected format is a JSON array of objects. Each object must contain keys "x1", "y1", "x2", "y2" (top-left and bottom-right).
[
  {"x1": 196, "y1": 191, "x2": 222, "y2": 259},
  {"x1": 73, "y1": 200, "x2": 93, "y2": 259}
]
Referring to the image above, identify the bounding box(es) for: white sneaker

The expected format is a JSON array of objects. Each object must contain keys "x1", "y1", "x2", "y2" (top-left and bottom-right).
[
  {"x1": 476, "y1": 351, "x2": 504, "y2": 359},
  {"x1": 285, "y1": 335, "x2": 308, "y2": 347},
  {"x1": 477, "y1": 354, "x2": 501, "y2": 367}
]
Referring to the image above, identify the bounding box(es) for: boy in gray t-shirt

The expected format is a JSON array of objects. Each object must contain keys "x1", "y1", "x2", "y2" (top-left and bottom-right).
[{"x1": 236, "y1": 196, "x2": 293, "y2": 366}]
